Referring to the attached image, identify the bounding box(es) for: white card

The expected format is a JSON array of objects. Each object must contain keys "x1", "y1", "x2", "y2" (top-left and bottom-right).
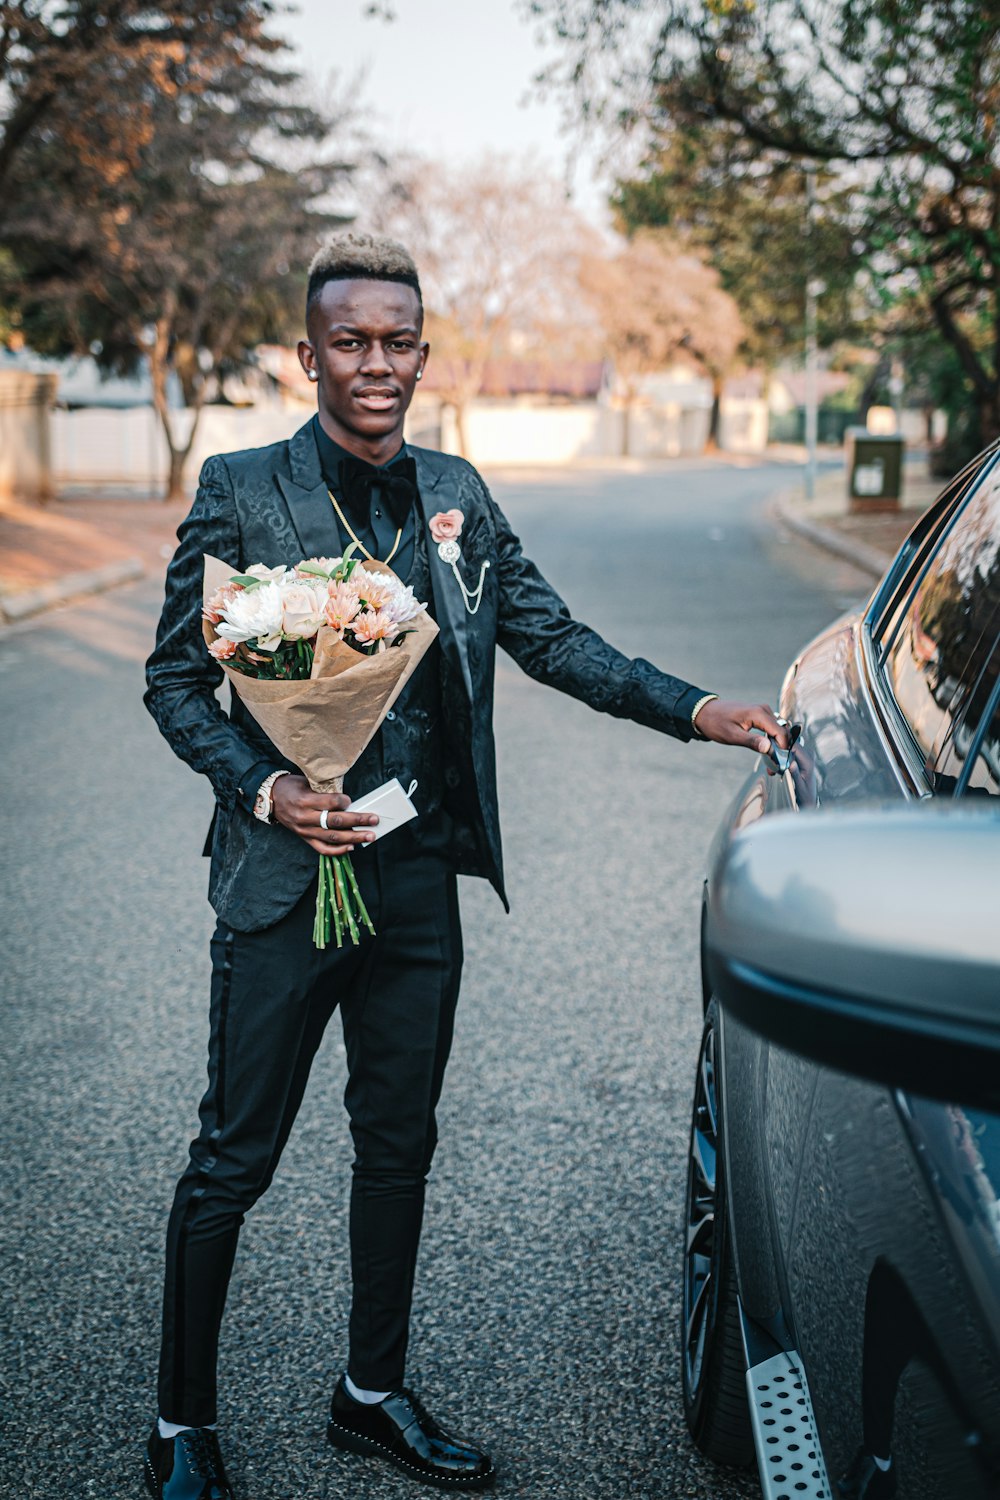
[{"x1": 347, "y1": 778, "x2": 419, "y2": 842}]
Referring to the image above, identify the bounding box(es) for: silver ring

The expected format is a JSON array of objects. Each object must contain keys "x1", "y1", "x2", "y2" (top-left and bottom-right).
[{"x1": 319, "y1": 808, "x2": 330, "y2": 830}]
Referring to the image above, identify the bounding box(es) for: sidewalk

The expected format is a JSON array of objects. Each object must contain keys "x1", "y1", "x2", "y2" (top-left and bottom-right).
[
  {"x1": 0, "y1": 492, "x2": 188, "y2": 624},
  {"x1": 773, "y1": 459, "x2": 940, "y2": 578}
]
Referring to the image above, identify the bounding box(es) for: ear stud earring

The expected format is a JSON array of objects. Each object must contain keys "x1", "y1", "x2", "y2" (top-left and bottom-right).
[{"x1": 307, "y1": 370, "x2": 318, "y2": 382}]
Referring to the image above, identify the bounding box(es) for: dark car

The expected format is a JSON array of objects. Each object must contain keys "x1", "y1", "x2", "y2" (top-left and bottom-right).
[{"x1": 681, "y1": 444, "x2": 1000, "y2": 1500}]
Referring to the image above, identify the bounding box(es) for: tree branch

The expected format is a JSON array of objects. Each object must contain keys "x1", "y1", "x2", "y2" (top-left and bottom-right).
[{"x1": 930, "y1": 288, "x2": 995, "y2": 397}]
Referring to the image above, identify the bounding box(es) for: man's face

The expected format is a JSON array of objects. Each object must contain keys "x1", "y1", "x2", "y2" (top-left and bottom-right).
[{"x1": 298, "y1": 278, "x2": 428, "y2": 453}]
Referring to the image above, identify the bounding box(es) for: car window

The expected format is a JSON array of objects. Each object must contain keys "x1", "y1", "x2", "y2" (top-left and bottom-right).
[
  {"x1": 932, "y1": 643, "x2": 1000, "y2": 794},
  {"x1": 883, "y1": 468, "x2": 1000, "y2": 773},
  {"x1": 870, "y1": 450, "x2": 995, "y2": 650}
]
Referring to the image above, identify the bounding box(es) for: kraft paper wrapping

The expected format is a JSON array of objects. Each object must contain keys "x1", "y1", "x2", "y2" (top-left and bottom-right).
[{"x1": 202, "y1": 554, "x2": 439, "y2": 793}]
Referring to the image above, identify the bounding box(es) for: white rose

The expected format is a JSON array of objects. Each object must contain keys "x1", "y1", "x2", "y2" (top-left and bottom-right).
[
  {"x1": 295, "y1": 556, "x2": 342, "y2": 577},
  {"x1": 280, "y1": 581, "x2": 328, "y2": 640},
  {"x1": 245, "y1": 563, "x2": 290, "y2": 583},
  {"x1": 215, "y1": 580, "x2": 286, "y2": 652}
]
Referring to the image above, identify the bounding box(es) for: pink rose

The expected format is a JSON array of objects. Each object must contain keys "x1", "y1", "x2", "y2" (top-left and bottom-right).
[
  {"x1": 429, "y1": 509, "x2": 464, "y2": 544},
  {"x1": 208, "y1": 636, "x2": 237, "y2": 660}
]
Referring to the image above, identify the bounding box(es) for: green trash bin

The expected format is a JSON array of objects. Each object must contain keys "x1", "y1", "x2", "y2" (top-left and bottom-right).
[{"x1": 845, "y1": 428, "x2": 905, "y2": 510}]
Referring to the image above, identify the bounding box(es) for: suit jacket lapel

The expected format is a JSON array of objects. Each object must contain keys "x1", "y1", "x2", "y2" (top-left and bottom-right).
[
  {"x1": 276, "y1": 420, "x2": 340, "y2": 561},
  {"x1": 413, "y1": 449, "x2": 474, "y2": 705}
]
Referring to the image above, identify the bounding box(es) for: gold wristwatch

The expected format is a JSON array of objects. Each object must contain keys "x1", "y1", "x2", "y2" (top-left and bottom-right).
[{"x1": 253, "y1": 770, "x2": 289, "y2": 824}]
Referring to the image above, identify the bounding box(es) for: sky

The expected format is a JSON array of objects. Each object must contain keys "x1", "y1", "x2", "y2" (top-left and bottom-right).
[{"x1": 276, "y1": 0, "x2": 611, "y2": 222}]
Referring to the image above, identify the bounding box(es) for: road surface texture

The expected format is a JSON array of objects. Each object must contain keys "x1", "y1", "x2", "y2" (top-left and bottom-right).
[{"x1": 0, "y1": 460, "x2": 876, "y2": 1499}]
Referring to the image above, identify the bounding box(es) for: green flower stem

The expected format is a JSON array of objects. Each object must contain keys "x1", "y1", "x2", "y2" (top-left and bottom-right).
[
  {"x1": 334, "y1": 857, "x2": 360, "y2": 946},
  {"x1": 343, "y1": 856, "x2": 376, "y2": 936},
  {"x1": 314, "y1": 857, "x2": 327, "y2": 949},
  {"x1": 313, "y1": 851, "x2": 375, "y2": 951},
  {"x1": 314, "y1": 855, "x2": 344, "y2": 950},
  {"x1": 331, "y1": 858, "x2": 342, "y2": 947}
]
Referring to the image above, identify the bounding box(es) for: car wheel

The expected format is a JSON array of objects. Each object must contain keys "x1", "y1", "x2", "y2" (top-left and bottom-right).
[{"x1": 681, "y1": 998, "x2": 755, "y2": 1467}]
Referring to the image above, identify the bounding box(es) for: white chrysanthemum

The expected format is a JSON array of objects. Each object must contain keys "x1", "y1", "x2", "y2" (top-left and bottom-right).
[
  {"x1": 386, "y1": 581, "x2": 425, "y2": 625},
  {"x1": 215, "y1": 580, "x2": 286, "y2": 652}
]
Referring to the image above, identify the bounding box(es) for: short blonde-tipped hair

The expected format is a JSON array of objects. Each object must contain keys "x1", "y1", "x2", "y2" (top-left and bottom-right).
[{"x1": 307, "y1": 231, "x2": 421, "y2": 309}]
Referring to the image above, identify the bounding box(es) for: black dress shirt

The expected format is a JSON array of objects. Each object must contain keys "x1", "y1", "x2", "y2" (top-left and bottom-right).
[{"x1": 312, "y1": 417, "x2": 417, "y2": 579}]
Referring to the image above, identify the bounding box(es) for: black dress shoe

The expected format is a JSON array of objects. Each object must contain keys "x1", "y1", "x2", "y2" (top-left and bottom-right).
[
  {"x1": 327, "y1": 1378, "x2": 495, "y2": 1490},
  {"x1": 144, "y1": 1426, "x2": 235, "y2": 1500},
  {"x1": 837, "y1": 1450, "x2": 897, "y2": 1500}
]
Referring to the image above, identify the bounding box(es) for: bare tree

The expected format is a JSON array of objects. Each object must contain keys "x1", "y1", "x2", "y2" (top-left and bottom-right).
[
  {"x1": 369, "y1": 153, "x2": 598, "y2": 456},
  {"x1": 579, "y1": 232, "x2": 743, "y2": 454}
]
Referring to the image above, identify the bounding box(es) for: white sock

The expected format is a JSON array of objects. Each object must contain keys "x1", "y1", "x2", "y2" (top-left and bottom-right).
[
  {"x1": 344, "y1": 1372, "x2": 390, "y2": 1405},
  {"x1": 872, "y1": 1454, "x2": 892, "y2": 1472},
  {"x1": 158, "y1": 1418, "x2": 217, "y2": 1439}
]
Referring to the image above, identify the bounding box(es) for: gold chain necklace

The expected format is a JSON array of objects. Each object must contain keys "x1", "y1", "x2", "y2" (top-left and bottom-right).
[{"x1": 327, "y1": 488, "x2": 402, "y2": 567}]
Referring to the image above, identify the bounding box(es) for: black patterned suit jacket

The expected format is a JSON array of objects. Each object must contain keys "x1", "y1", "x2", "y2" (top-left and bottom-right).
[{"x1": 145, "y1": 420, "x2": 706, "y2": 932}]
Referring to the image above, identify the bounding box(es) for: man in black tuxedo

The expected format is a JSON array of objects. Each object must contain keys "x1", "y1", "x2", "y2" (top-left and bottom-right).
[{"x1": 143, "y1": 231, "x2": 787, "y2": 1499}]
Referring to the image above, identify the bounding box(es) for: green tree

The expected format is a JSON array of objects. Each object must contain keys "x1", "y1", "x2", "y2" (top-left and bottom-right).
[
  {"x1": 613, "y1": 132, "x2": 861, "y2": 374},
  {"x1": 2, "y1": 9, "x2": 353, "y2": 497},
  {"x1": 528, "y1": 0, "x2": 1000, "y2": 443}
]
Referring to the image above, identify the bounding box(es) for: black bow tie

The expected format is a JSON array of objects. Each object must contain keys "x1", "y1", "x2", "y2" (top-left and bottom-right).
[{"x1": 338, "y1": 454, "x2": 417, "y2": 532}]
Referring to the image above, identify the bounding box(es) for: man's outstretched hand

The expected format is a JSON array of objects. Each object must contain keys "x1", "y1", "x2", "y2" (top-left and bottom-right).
[
  {"x1": 271, "y1": 774, "x2": 379, "y2": 856},
  {"x1": 693, "y1": 699, "x2": 790, "y2": 755}
]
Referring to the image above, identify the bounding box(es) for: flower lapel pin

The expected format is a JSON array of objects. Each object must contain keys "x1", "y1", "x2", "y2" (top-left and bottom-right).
[{"x1": 429, "y1": 509, "x2": 490, "y2": 616}]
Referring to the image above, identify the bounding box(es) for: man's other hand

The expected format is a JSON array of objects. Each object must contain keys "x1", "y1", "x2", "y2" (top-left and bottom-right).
[
  {"x1": 694, "y1": 699, "x2": 790, "y2": 755},
  {"x1": 271, "y1": 774, "x2": 379, "y2": 856}
]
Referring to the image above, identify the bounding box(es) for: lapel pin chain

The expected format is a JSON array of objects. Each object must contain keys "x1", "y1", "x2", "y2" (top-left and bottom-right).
[
  {"x1": 434, "y1": 540, "x2": 491, "y2": 615},
  {"x1": 436, "y1": 539, "x2": 490, "y2": 616}
]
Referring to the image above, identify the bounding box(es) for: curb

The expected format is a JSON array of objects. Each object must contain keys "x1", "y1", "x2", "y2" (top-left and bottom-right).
[
  {"x1": 773, "y1": 500, "x2": 893, "y2": 580},
  {"x1": 0, "y1": 556, "x2": 145, "y2": 625}
]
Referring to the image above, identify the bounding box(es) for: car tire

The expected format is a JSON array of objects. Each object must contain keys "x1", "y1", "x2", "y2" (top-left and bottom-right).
[{"x1": 681, "y1": 999, "x2": 755, "y2": 1467}]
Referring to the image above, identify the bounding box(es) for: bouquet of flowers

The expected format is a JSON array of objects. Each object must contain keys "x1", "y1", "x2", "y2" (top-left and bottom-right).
[{"x1": 202, "y1": 548, "x2": 439, "y2": 948}]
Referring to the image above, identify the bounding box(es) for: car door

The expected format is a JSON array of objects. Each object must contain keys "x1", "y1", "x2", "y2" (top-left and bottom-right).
[
  {"x1": 777, "y1": 455, "x2": 1000, "y2": 1496},
  {"x1": 715, "y1": 459, "x2": 993, "y2": 1359}
]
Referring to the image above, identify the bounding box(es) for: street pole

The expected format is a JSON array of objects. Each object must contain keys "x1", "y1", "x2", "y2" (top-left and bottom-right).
[
  {"x1": 889, "y1": 357, "x2": 904, "y2": 432},
  {"x1": 804, "y1": 164, "x2": 818, "y2": 501}
]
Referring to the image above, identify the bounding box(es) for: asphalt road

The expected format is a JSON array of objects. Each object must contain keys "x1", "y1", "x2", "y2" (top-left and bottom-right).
[{"x1": 0, "y1": 459, "x2": 873, "y2": 1500}]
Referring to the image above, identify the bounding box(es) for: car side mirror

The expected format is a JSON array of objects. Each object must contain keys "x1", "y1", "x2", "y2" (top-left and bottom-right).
[{"x1": 704, "y1": 804, "x2": 1000, "y2": 1110}]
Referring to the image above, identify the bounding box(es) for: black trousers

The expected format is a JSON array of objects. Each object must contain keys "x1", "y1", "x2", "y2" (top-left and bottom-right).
[{"x1": 157, "y1": 837, "x2": 463, "y2": 1426}]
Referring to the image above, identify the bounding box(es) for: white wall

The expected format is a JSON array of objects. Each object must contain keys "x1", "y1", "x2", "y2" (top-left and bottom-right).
[
  {"x1": 440, "y1": 401, "x2": 618, "y2": 466},
  {"x1": 719, "y1": 398, "x2": 769, "y2": 453},
  {"x1": 52, "y1": 406, "x2": 314, "y2": 489},
  {"x1": 50, "y1": 392, "x2": 769, "y2": 492},
  {"x1": 439, "y1": 398, "x2": 724, "y2": 466},
  {"x1": 0, "y1": 371, "x2": 57, "y2": 499}
]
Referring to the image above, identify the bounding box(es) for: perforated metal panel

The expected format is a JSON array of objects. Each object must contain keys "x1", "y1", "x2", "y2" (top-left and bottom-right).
[{"x1": 746, "y1": 1350, "x2": 831, "y2": 1500}]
